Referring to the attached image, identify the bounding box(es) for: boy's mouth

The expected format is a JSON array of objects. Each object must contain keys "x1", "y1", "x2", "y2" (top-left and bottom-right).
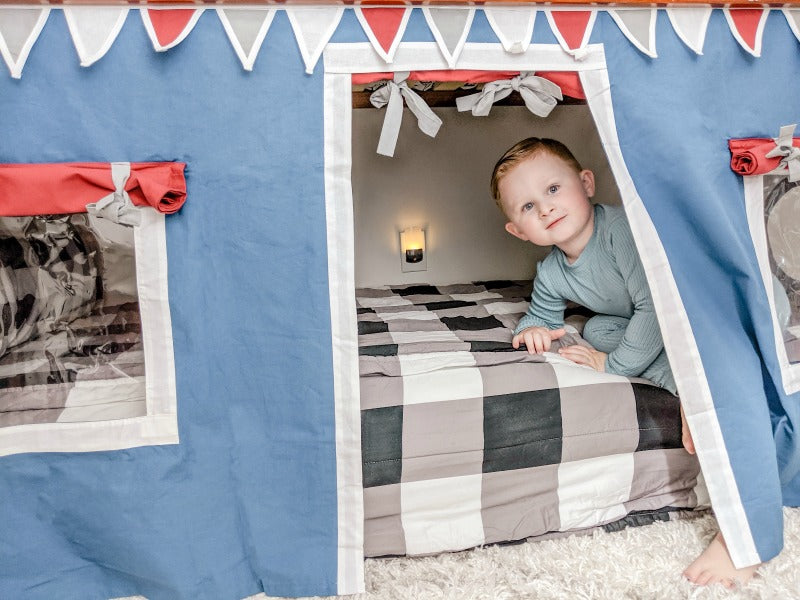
[{"x1": 546, "y1": 216, "x2": 565, "y2": 230}]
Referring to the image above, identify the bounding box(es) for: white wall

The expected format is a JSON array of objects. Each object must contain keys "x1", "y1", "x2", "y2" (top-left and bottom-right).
[{"x1": 352, "y1": 104, "x2": 621, "y2": 287}]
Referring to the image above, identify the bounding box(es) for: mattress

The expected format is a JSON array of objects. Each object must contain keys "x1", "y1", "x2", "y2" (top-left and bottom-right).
[{"x1": 357, "y1": 281, "x2": 705, "y2": 557}]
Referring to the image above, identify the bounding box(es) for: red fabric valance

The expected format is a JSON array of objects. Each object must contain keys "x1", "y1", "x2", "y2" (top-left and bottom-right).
[
  {"x1": 729, "y1": 138, "x2": 800, "y2": 177},
  {"x1": 352, "y1": 70, "x2": 585, "y2": 100},
  {"x1": 0, "y1": 162, "x2": 187, "y2": 217}
]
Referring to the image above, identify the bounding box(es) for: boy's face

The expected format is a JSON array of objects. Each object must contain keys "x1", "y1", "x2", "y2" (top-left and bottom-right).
[{"x1": 499, "y1": 152, "x2": 595, "y2": 254}]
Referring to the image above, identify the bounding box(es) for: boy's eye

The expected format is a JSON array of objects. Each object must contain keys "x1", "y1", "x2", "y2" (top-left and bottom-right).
[
  {"x1": 522, "y1": 202, "x2": 534, "y2": 212},
  {"x1": 548, "y1": 185, "x2": 559, "y2": 194}
]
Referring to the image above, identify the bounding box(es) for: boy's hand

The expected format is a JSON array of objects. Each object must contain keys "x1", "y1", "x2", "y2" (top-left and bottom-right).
[
  {"x1": 558, "y1": 345, "x2": 607, "y2": 372},
  {"x1": 512, "y1": 326, "x2": 566, "y2": 354}
]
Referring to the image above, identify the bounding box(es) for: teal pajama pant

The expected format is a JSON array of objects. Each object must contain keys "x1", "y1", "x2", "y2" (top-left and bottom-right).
[{"x1": 583, "y1": 315, "x2": 677, "y2": 395}]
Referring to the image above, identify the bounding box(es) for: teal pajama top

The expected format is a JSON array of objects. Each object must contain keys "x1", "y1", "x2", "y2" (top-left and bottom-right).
[{"x1": 515, "y1": 203, "x2": 675, "y2": 392}]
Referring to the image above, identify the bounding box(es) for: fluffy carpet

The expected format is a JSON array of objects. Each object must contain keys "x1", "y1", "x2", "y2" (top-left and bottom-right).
[{"x1": 259, "y1": 507, "x2": 800, "y2": 600}]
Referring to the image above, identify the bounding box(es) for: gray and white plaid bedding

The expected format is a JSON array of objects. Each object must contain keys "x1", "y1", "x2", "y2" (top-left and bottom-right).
[
  {"x1": 0, "y1": 216, "x2": 145, "y2": 428},
  {"x1": 357, "y1": 281, "x2": 703, "y2": 557}
]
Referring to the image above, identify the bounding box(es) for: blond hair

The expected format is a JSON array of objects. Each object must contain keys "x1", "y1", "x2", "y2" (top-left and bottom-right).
[{"x1": 490, "y1": 138, "x2": 583, "y2": 216}]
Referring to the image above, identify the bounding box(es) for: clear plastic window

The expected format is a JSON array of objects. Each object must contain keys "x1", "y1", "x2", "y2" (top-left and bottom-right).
[
  {"x1": 762, "y1": 174, "x2": 800, "y2": 365},
  {"x1": 0, "y1": 208, "x2": 177, "y2": 456},
  {"x1": 0, "y1": 213, "x2": 145, "y2": 427}
]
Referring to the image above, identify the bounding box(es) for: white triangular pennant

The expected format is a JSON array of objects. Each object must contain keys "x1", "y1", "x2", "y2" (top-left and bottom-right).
[
  {"x1": 64, "y1": 7, "x2": 128, "y2": 67},
  {"x1": 0, "y1": 7, "x2": 49, "y2": 79},
  {"x1": 483, "y1": 7, "x2": 536, "y2": 54},
  {"x1": 723, "y1": 7, "x2": 769, "y2": 57},
  {"x1": 609, "y1": 9, "x2": 657, "y2": 58},
  {"x1": 422, "y1": 7, "x2": 475, "y2": 68},
  {"x1": 217, "y1": 8, "x2": 275, "y2": 71},
  {"x1": 285, "y1": 6, "x2": 344, "y2": 74},
  {"x1": 354, "y1": 6, "x2": 411, "y2": 63},
  {"x1": 666, "y1": 6, "x2": 712, "y2": 55},
  {"x1": 782, "y1": 8, "x2": 800, "y2": 43},
  {"x1": 141, "y1": 8, "x2": 204, "y2": 52}
]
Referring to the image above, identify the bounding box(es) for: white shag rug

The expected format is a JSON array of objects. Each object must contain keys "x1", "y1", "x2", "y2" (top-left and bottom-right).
[{"x1": 257, "y1": 508, "x2": 800, "y2": 600}]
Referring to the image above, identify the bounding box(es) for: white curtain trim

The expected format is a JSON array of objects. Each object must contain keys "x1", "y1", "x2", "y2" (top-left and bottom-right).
[{"x1": 324, "y1": 68, "x2": 365, "y2": 595}]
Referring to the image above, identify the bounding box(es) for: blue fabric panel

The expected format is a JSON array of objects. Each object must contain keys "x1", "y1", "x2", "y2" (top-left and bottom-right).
[
  {"x1": 594, "y1": 10, "x2": 800, "y2": 563},
  {"x1": 0, "y1": 10, "x2": 348, "y2": 599}
]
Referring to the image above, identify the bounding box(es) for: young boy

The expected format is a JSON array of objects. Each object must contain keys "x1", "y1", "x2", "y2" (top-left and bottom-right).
[{"x1": 491, "y1": 137, "x2": 760, "y2": 588}]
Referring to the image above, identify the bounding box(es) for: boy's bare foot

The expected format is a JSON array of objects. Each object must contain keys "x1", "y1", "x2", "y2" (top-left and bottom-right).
[
  {"x1": 683, "y1": 532, "x2": 760, "y2": 588},
  {"x1": 680, "y1": 403, "x2": 695, "y2": 455}
]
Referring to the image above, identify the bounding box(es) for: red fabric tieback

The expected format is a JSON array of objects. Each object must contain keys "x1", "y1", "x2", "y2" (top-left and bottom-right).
[
  {"x1": 729, "y1": 138, "x2": 800, "y2": 177},
  {"x1": 0, "y1": 162, "x2": 187, "y2": 217}
]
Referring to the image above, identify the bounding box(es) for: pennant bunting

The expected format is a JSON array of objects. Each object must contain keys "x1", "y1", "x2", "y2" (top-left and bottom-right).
[
  {"x1": 64, "y1": 7, "x2": 128, "y2": 67},
  {"x1": 0, "y1": 6, "x2": 796, "y2": 81},
  {"x1": 609, "y1": 9, "x2": 657, "y2": 58},
  {"x1": 723, "y1": 7, "x2": 770, "y2": 57},
  {"x1": 422, "y1": 7, "x2": 475, "y2": 68},
  {"x1": 545, "y1": 10, "x2": 597, "y2": 58},
  {"x1": 354, "y1": 6, "x2": 411, "y2": 63},
  {"x1": 783, "y1": 8, "x2": 800, "y2": 43},
  {"x1": 286, "y1": 6, "x2": 345, "y2": 74},
  {"x1": 483, "y1": 7, "x2": 537, "y2": 54},
  {"x1": 217, "y1": 8, "x2": 276, "y2": 71},
  {"x1": 666, "y1": 6, "x2": 712, "y2": 55},
  {"x1": 0, "y1": 7, "x2": 49, "y2": 79},
  {"x1": 141, "y1": 8, "x2": 204, "y2": 52}
]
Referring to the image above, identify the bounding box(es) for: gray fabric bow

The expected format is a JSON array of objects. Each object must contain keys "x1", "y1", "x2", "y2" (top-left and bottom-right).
[
  {"x1": 369, "y1": 72, "x2": 443, "y2": 158},
  {"x1": 455, "y1": 72, "x2": 563, "y2": 118},
  {"x1": 766, "y1": 124, "x2": 800, "y2": 182},
  {"x1": 86, "y1": 162, "x2": 141, "y2": 226}
]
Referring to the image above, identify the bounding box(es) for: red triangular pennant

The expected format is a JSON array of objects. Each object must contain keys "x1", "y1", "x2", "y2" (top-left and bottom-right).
[
  {"x1": 547, "y1": 10, "x2": 595, "y2": 51},
  {"x1": 724, "y1": 7, "x2": 769, "y2": 56},
  {"x1": 359, "y1": 7, "x2": 407, "y2": 55},
  {"x1": 142, "y1": 8, "x2": 203, "y2": 51}
]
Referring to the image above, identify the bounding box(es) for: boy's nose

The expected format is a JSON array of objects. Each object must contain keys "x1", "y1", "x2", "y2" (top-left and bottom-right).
[{"x1": 539, "y1": 203, "x2": 555, "y2": 217}]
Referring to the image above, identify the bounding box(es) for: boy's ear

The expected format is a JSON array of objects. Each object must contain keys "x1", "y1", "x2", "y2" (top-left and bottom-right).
[
  {"x1": 505, "y1": 221, "x2": 528, "y2": 241},
  {"x1": 580, "y1": 169, "x2": 595, "y2": 198}
]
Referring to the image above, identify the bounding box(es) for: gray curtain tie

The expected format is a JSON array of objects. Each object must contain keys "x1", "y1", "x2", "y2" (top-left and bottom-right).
[
  {"x1": 455, "y1": 72, "x2": 563, "y2": 118},
  {"x1": 766, "y1": 124, "x2": 800, "y2": 182},
  {"x1": 86, "y1": 162, "x2": 141, "y2": 226},
  {"x1": 370, "y1": 72, "x2": 443, "y2": 158}
]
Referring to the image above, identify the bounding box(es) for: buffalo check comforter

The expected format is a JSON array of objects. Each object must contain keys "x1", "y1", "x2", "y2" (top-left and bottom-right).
[{"x1": 357, "y1": 281, "x2": 705, "y2": 557}]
